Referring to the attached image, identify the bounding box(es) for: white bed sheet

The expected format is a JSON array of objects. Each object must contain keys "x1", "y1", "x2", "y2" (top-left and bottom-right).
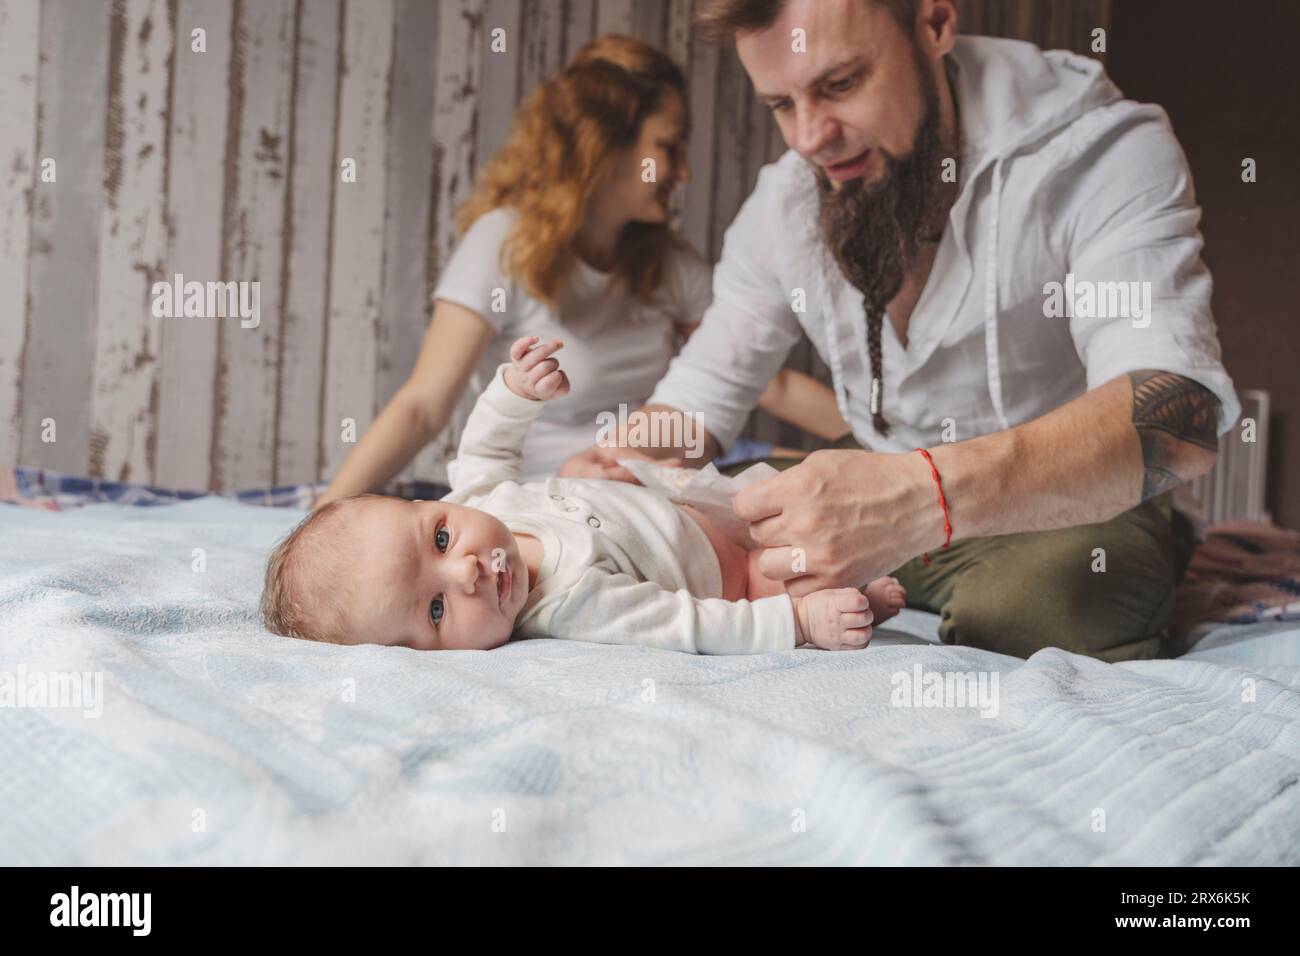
[{"x1": 2, "y1": 497, "x2": 1297, "y2": 864}]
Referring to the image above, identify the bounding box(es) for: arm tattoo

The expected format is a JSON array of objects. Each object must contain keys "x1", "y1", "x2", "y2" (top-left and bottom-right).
[{"x1": 1128, "y1": 370, "x2": 1220, "y2": 501}]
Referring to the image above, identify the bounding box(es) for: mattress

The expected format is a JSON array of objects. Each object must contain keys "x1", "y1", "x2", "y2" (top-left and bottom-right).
[{"x1": 2, "y1": 496, "x2": 1297, "y2": 864}]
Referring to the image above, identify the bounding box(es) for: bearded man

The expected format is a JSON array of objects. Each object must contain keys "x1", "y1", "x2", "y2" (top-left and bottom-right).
[{"x1": 561, "y1": 0, "x2": 1237, "y2": 661}]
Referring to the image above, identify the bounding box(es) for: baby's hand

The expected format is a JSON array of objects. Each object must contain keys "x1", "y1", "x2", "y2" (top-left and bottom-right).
[
  {"x1": 505, "y1": 336, "x2": 571, "y2": 401},
  {"x1": 793, "y1": 588, "x2": 874, "y2": 651}
]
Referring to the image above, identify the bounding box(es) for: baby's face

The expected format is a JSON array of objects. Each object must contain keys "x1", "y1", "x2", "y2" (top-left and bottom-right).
[{"x1": 336, "y1": 497, "x2": 526, "y2": 650}]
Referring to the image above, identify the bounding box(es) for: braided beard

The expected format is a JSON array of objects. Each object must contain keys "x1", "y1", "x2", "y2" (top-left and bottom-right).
[{"x1": 816, "y1": 47, "x2": 952, "y2": 436}]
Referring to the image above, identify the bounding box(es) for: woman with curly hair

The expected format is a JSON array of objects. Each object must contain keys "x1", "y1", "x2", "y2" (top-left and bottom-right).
[{"x1": 317, "y1": 34, "x2": 845, "y2": 506}]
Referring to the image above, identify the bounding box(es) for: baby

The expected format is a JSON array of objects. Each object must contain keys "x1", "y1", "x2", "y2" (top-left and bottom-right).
[{"x1": 261, "y1": 336, "x2": 906, "y2": 654}]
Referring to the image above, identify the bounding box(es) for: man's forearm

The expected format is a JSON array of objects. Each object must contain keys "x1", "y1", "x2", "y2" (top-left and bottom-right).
[{"x1": 925, "y1": 371, "x2": 1220, "y2": 541}]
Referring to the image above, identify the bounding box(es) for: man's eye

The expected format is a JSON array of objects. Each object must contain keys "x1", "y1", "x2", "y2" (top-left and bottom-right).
[
  {"x1": 430, "y1": 596, "x2": 445, "y2": 625},
  {"x1": 827, "y1": 74, "x2": 858, "y2": 94},
  {"x1": 435, "y1": 526, "x2": 450, "y2": 551}
]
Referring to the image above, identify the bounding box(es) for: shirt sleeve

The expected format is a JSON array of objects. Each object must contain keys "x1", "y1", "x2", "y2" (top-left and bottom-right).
[
  {"x1": 666, "y1": 239, "x2": 715, "y2": 328},
  {"x1": 648, "y1": 165, "x2": 806, "y2": 453},
  {"x1": 1063, "y1": 102, "x2": 1240, "y2": 435},
  {"x1": 432, "y1": 207, "x2": 516, "y2": 332},
  {"x1": 541, "y1": 566, "x2": 796, "y2": 655},
  {"x1": 445, "y1": 363, "x2": 544, "y2": 494}
]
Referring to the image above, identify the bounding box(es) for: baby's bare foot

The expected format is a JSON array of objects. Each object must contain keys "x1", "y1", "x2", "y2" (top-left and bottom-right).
[{"x1": 862, "y1": 576, "x2": 907, "y2": 626}]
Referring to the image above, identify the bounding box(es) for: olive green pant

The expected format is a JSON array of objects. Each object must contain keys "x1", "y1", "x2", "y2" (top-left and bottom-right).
[{"x1": 722, "y1": 435, "x2": 1196, "y2": 662}]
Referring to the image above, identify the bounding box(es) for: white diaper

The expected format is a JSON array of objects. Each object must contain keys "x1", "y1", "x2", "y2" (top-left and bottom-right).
[{"x1": 618, "y1": 459, "x2": 780, "y2": 548}]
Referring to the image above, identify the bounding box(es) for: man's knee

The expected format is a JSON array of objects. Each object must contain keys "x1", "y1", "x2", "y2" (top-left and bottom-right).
[{"x1": 938, "y1": 525, "x2": 1177, "y2": 661}]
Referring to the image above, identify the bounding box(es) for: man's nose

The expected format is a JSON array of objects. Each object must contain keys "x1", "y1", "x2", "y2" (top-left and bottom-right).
[{"x1": 793, "y1": 103, "x2": 839, "y2": 160}]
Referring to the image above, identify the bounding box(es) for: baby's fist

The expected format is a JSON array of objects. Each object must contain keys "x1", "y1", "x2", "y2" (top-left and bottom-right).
[
  {"x1": 794, "y1": 588, "x2": 874, "y2": 651},
  {"x1": 505, "y1": 336, "x2": 571, "y2": 401}
]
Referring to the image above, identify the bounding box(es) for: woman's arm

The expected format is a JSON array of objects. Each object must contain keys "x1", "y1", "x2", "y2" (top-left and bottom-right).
[
  {"x1": 314, "y1": 300, "x2": 494, "y2": 510},
  {"x1": 757, "y1": 368, "x2": 851, "y2": 443}
]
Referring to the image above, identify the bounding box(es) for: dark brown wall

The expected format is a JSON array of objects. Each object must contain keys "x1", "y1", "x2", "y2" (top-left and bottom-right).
[{"x1": 1107, "y1": 0, "x2": 1300, "y2": 528}]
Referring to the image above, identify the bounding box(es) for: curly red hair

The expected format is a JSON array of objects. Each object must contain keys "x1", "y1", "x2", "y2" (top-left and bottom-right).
[{"x1": 456, "y1": 34, "x2": 688, "y2": 306}]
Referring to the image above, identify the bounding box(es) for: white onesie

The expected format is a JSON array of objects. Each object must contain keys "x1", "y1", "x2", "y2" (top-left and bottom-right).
[{"x1": 443, "y1": 364, "x2": 796, "y2": 654}]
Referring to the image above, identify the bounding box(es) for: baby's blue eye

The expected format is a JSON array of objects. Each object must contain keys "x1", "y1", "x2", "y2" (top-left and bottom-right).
[
  {"x1": 435, "y1": 526, "x2": 450, "y2": 551},
  {"x1": 430, "y1": 596, "x2": 444, "y2": 625}
]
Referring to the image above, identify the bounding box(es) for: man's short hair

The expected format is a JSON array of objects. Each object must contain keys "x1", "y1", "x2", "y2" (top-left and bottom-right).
[{"x1": 694, "y1": 0, "x2": 918, "y2": 42}]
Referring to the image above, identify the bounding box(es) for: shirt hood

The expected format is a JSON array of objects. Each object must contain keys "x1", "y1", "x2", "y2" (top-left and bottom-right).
[
  {"x1": 947, "y1": 37, "x2": 1124, "y2": 431},
  {"x1": 950, "y1": 35, "x2": 1122, "y2": 172},
  {"x1": 814, "y1": 36, "x2": 1117, "y2": 438}
]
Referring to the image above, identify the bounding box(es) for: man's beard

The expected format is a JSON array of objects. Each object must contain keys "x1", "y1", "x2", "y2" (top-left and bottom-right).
[{"x1": 816, "y1": 48, "x2": 953, "y2": 313}]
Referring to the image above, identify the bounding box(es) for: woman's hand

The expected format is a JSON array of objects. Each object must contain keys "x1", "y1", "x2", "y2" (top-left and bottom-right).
[
  {"x1": 557, "y1": 445, "x2": 687, "y2": 484},
  {"x1": 505, "y1": 336, "x2": 571, "y2": 401}
]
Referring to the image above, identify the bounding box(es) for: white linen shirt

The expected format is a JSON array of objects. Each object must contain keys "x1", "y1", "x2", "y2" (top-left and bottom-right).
[
  {"x1": 648, "y1": 36, "x2": 1240, "y2": 455},
  {"x1": 443, "y1": 364, "x2": 797, "y2": 654}
]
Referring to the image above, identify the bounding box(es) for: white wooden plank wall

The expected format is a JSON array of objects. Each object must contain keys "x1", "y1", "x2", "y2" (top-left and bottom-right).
[
  {"x1": 154, "y1": 0, "x2": 233, "y2": 490},
  {"x1": 12, "y1": 0, "x2": 110, "y2": 475},
  {"x1": 320, "y1": 0, "x2": 393, "y2": 481},
  {"x1": 0, "y1": 0, "x2": 1114, "y2": 490},
  {"x1": 0, "y1": 0, "x2": 39, "y2": 461},
  {"x1": 274, "y1": 0, "x2": 340, "y2": 486}
]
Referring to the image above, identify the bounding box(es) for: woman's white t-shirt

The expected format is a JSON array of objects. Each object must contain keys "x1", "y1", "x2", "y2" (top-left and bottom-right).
[{"x1": 433, "y1": 207, "x2": 713, "y2": 481}]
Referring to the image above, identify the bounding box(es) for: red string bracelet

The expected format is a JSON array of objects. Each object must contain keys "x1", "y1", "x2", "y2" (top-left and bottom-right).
[{"x1": 916, "y1": 448, "x2": 952, "y2": 566}]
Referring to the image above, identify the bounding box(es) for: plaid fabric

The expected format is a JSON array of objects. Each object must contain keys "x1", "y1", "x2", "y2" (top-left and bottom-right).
[
  {"x1": 0, "y1": 466, "x2": 449, "y2": 512},
  {"x1": 1173, "y1": 521, "x2": 1300, "y2": 628},
  {"x1": 713, "y1": 438, "x2": 776, "y2": 468}
]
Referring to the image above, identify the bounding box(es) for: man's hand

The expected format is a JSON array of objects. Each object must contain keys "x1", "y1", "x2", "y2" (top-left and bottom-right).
[
  {"x1": 557, "y1": 445, "x2": 686, "y2": 484},
  {"x1": 734, "y1": 448, "x2": 945, "y2": 598},
  {"x1": 505, "y1": 336, "x2": 571, "y2": 401}
]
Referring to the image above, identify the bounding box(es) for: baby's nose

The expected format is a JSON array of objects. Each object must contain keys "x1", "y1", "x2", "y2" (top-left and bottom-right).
[{"x1": 455, "y1": 554, "x2": 481, "y2": 595}]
